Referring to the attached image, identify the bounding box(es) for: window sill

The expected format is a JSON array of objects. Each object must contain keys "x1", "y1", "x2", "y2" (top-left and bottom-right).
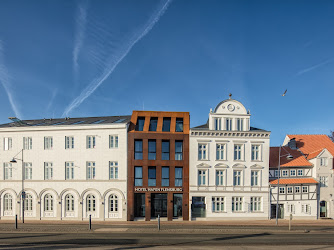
[
  {"x1": 198, "y1": 159, "x2": 209, "y2": 161},
  {"x1": 232, "y1": 211, "x2": 246, "y2": 213},
  {"x1": 212, "y1": 211, "x2": 227, "y2": 213},
  {"x1": 250, "y1": 211, "x2": 264, "y2": 213}
]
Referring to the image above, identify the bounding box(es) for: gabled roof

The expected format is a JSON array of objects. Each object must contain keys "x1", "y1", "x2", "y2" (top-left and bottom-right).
[
  {"x1": 269, "y1": 146, "x2": 312, "y2": 168},
  {"x1": 287, "y1": 135, "x2": 334, "y2": 159},
  {"x1": 270, "y1": 178, "x2": 318, "y2": 185}
]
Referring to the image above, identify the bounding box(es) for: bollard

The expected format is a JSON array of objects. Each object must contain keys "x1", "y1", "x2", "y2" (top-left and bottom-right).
[
  {"x1": 158, "y1": 214, "x2": 160, "y2": 231},
  {"x1": 15, "y1": 215, "x2": 18, "y2": 229},
  {"x1": 89, "y1": 214, "x2": 92, "y2": 230},
  {"x1": 289, "y1": 214, "x2": 292, "y2": 231}
]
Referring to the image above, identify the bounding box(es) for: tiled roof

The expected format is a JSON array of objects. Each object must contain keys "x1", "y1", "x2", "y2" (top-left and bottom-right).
[
  {"x1": 269, "y1": 146, "x2": 313, "y2": 168},
  {"x1": 270, "y1": 178, "x2": 318, "y2": 185},
  {"x1": 287, "y1": 135, "x2": 334, "y2": 159}
]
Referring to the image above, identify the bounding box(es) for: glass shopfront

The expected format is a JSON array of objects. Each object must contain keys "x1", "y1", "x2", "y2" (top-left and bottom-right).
[
  {"x1": 134, "y1": 193, "x2": 145, "y2": 217},
  {"x1": 191, "y1": 197, "x2": 206, "y2": 218},
  {"x1": 151, "y1": 193, "x2": 167, "y2": 217}
]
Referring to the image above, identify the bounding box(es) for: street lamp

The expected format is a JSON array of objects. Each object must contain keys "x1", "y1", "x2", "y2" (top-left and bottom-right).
[
  {"x1": 276, "y1": 145, "x2": 293, "y2": 225},
  {"x1": 10, "y1": 149, "x2": 25, "y2": 223}
]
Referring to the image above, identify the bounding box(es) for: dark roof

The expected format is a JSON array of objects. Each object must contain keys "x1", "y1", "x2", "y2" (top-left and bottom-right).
[
  {"x1": 191, "y1": 122, "x2": 268, "y2": 132},
  {"x1": 0, "y1": 115, "x2": 131, "y2": 128}
]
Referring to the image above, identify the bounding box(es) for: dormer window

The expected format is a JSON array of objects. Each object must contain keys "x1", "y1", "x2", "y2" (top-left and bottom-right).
[
  {"x1": 320, "y1": 157, "x2": 328, "y2": 166},
  {"x1": 236, "y1": 118, "x2": 244, "y2": 131},
  {"x1": 226, "y1": 118, "x2": 232, "y2": 131},
  {"x1": 214, "y1": 118, "x2": 221, "y2": 130}
]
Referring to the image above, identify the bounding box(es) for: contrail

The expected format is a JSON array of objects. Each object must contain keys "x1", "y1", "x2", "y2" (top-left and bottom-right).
[
  {"x1": 46, "y1": 88, "x2": 58, "y2": 111},
  {"x1": 0, "y1": 40, "x2": 22, "y2": 118},
  {"x1": 63, "y1": 0, "x2": 172, "y2": 117},
  {"x1": 295, "y1": 57, "x2": 334, "y2": 76}
]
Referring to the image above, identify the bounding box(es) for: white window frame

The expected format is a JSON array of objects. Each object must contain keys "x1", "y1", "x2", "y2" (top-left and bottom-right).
[
  {"x1": 212, "y1": 197, "x2": 225, "y2": 212},
  {"x1": 287, "y1": 204, "x2": 295, "y2": 214},
  {"x1": 297, "y1": 169, "x2": 303, "y2": 176},
  {"x1": 234, "y1": 144, "x2": 243, "y2": 161},
  {"x1": 302, "y1": 186, "x2": 308, "y2": 193},
  {"x1": 302, "y1": 204, "x2": 311, "y2": 214},
  {"x1": 233, "y1": 170, "x2": 242, "y2": 186},
  {"x1": 251, "y1": 170, "x2": 259, "y2": 186},
  {"x1": 44, "y1": 194, "x2": 54, "y2": 211},
  {"x1": 87, "y1": 162, "x2": 96, "y2": 180},
  {"x1": 65, "y1": 136, "x2": 74, "y2": 149},
  {"x1": 282, "y1": 170, "x2": 288, "y2": 177},
  {"x1": 232, "y1": 196, "x2": 243, "y2": 212},
  {"x1": 198, "y1": 169, "x2": 207, "y2": 186},
  {"x1": 251, "y1": 197, "x2": 261, "y2": 212},
  {"x1": 216, "y1": 144, "x2": 226, "y2": 160},
  {"x1": 320, "y1": 176, "x2": 328, "y2": 187},
  {"x1": 320, "y1": 157, "x2": 328, "y2": 166},
  {"x1": 23, "y1": 137, "x2": 32, "y2": 150},
  {"x1": 109, "y1": 135, "x2": 119, "y2": 148},
  {"x1": 25, "y1": 194, "x2": 33, "y2": 211},
  {"x1": 287, "y1": 186, "x2": 293, "y2": 194},
  {"x1": 198, "y1": 143, "x2": 208, "y2": 160},
  {"x1": 226, "y1": 118, "x2": 232, "y2": 131},
  {"x1": 24, "y1": 162, "x2": 32, "y2": 180},
  {"x1": 4, "y1": 194, "x2": 13, "y2": 211},
  {"x1": 279, "y1": 187, "x2": 285, "y2": 194},
  {"x1": 274, "y1": 170, "x2": 280, "y2": 177},
  {"x1": 65, "y1": 162, "x2": 75, "y2": 180},
  {"x1": 109, "y1": 161, "x2": 119, "y2": 179},
  {"x1": 236, "y1": 118, "x2": 244, "y2": 131},
  {"x1": 294, "y1": 186, "x2": 300, "y2": 193},
  {"x1": 251, "y1": 145, "x2": 261, "y2": 161},
  {"x1": 216, "y1": 170, "x2": 225, "y2": 186},
  {"x1": 4, "y1": 163, "x2": 13, "y2": 180},
  {"x1": 214, "y1": 118, "x2": 221, "y2": 130},
  {"x1": 86, "y1": 194, "x2": 96, "y2": 212},
  {"x1": 65, "y1": 194, "x2": 75, "y2": 212},
  {"x1": 86, "y1": 136, "x2": 96, "y2": 149},
  {"x1": 109, "y1": 194, "x2": 118, "y2": 212},
  {"x1": 44, "y1": 136, "x2": 53, "y2": 150},
  {"x1": 290, "y1": 169, "x2": 296, "y2": 176},
  {"x1": 4, "y1": 137, "x2": 12, "y2": 151},
  {"x1": 44, "y1": 162, "x2": 53, "y2": 180}
]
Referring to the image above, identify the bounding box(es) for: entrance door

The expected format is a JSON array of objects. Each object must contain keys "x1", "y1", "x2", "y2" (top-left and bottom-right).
[
  {"x1": 151, "y1": 194, "x2": 167, "y2": 217},
  {"x1": 271, "y1": 204, "x2": 284, "y2": 219},
  {"x1": 134, "y1": 193, "x2": 145, "y2": 217},
  {"x1": 173, "y1": 194, "x2": 183, "y2": 217},
  {"x1": 320, "y1": 201, "x2": 327, "y2": 217},
  {"x1": 191, "y1": 197, "x2": 206, "y2": 218}
]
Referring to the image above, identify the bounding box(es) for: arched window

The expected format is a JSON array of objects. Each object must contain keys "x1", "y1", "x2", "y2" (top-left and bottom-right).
[
  {"x1": 109, "y1": 195, "x2": 118, "y2": 212},
  {"x1": 24, "y1": 194, "x2": 33, "y2": 211},
  {"x1": 4, "y1": 194, "x2": 12, "y2": 211},
  {"x1": 44, "y1": 194, "x2": 53, "y2": 211},
  {"x1": 86, "y1": 195, "x2": 96, "y2": 212},
  {"x1": 65, "y1": 194, "x2": 74, "y2": 212}
]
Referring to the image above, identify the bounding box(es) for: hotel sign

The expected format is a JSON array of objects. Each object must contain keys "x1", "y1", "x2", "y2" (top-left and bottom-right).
[{"x1": 135, "y1": 187, "x2": 183, "y2": 192}]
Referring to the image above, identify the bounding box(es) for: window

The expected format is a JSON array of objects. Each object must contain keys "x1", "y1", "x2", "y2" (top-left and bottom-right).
[
  {"x1": 214, "y1": 118, "x2": 221, "y2": 130},
  {"x1": 135, "y1": 167, "x2": 143, "y2": 186},
  {"x1": 320, "y1": 176, "x2": 328, "y2": 187},
  {"x1": 198, "y1": 143, "x2": 208, "y2": 160},
  {"x1": 287, "y1": 186, "x2": 293, "y2": 194},
  {"x1": 44, "y1": 194, "x2": 53, "y2": 211},
  {"x1": 251, "y1": 145, "x2": 260, "y2": 161},
  {"x1": 287, "y1": 204, "x2": 295, "y2": 214},
  {"x1": 109, "y1": 195, "x2": 118, "y2": 212},
  {"x1": 161, "y1": 167, "x2": 169, "y2": 186},
  {"x1": 25, "y1": 194, "x2": 33, "y2": 211},
  {"x1": 4, "y1": 137, "x2": 12, "y2": 151},
  {"x1": 148, "y1": 140, "x2": 156, "y2": 160},
  {"x1": 212, "y1": 197, "x2": 225, "y2": 212},
  {"x1": 295, "y1": 186, "x2": 300, "y2": 193},
  {"x1": 251, "y1": 170, "x2": 259, "y2": 186},
  {"x1": 134, "y1": 140, "x2": 143, "y2": 160},
  {"x1": 162, "y1": 140, "x2": 170, "y2": 160},
  {"x1": 109, "y1": 161, "x2": 118, "y2": 179},
  {"x1": 274, "y1": 170, "x2": 280, "y2": 177},
  {"x1": 4, "y1": 194, "x2": 12, "y2": 211},
  {"x1": 279, "y1": 187, "x2": 285, "y2": 194},
  {"x1": 175, "y1": 141, "x2": 183, "y2": 160},
  {"x1": 216, "y1": 170, "x2": 225, "y2": 186},
  {"x1": 86, "y1": 194, "x2": 96, "y2": 212},
  {"x1": 297, "y1": 169, "x2": 303, "y2": 176},
  {"x1": 149, "y1": 117, "x2": 158, "y2": 131},
  {"x1": 198, "y1": 170, "x2": 207, "y2": 186},
  {"x1": 234, "y1": 144, "x2": 242, "y2": 160},
  {"x1": 148, "y1": 167, "x2": 156, "y2": 186},
  {"x1": 320, "y1": 157, "x2": 328, "y2": 166},
  {"x1": 175, "y1": 167, "x2": 183, "y2": 186},
  {"x1": 216, "y1": 144, "x2": 226, "y2": 160},
  {"x1": 44, "y1": 162, "x2": 53, "y2": 180},
  {"x1": 302, "y1": 186, "x2": 308, "y2": 193},
  {"x1": 175, "y1": 118, "x2": 183, "y2": 132},
  {"x1": 135, "y1": 117, "x2": 145, "y2": 131},
  {"x1": 44, "y1": 136, "x2": 53, "y2": 150},
  {"x1": 24, "y1": 162, "x2": 32, "y2": 180},
  {"x1": 282, "y1": 170, "x2": 288, "y2": 177},
  {"x1": 226, "y1": 118, "x2": 232, "y2": 131},
  {"x1": 65, "y1": 162, "x2": 74, "y2": 180},
  {"x1": 65, "y1": 136, "x2": 74, "y2": 149},
  {"x1": 233, "y1": 170, "x2": 242, "y2": 186},
  {"x1": 290, "y1": 170, "x2": 296, "y2": 176},
  {"x1": 65, "y1": 194, "x2": 74, "y2": 212},
  {"x1": 232, "y1": 197, "x2": 243, "y2": 212},
  {"x1": 86, "y1": 136, "x2": 96, "y2": 149},
  {"x1": 23, "y1": 137, "x2": 32, "y2": 150},
  {"x1": 87, "y1": 162, "x2": 96, "y2": 180},
  {"x1": 302, "y1": 204, "x2": 311, "y2": 214},
  {"x1": 109, "y1": 135, "x2": 118, "y2": 148},
  {"x1": 251, "y1": 197, "x2": 261, "y2": 212},
  {"x1": 4, "y1": 163, "x2": 13, "y2": 180},
  {"x1": 162, "y1": 117, "x2": 171, "y2": 132},
  {"x1": 236, "y1": 118, "x2": 243, "y2": 131}
]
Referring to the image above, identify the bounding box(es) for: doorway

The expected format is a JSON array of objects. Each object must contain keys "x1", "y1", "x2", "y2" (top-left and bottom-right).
[
  {"x1": 320, "y1": 200, "x2": 327, "y2": 218},
  {"x1": 151, "y1": 194, "x2": 167, "y2": 217},
  {"x1": 173, "y1": 194, "x2": 183, "y2": 217},
  {"x1": 191, "y1": 197, "x2": 206, "y2": 218},
  {"x1": 134, "y1": 193, "x2": 145, "y2": 217},
  {"x1": 271, "y1": 204, "x2": 284, "y2": 219}
]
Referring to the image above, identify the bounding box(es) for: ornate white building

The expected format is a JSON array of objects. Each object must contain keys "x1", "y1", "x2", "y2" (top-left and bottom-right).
[
  {"x1": 0, "y1": 116, "x2": 129, "y2": 221},
  {"x1": 189, "y1": 96, "x2": 271, "y2": 220}
]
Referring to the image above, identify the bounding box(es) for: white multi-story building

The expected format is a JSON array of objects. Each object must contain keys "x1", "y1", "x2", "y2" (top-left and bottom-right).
[
  {"x1": 189, "y1": 96, "x2": 270, "y2": 220},
  {"x1": 0, "y1": 116, "x2": 130, "y2": 221}
]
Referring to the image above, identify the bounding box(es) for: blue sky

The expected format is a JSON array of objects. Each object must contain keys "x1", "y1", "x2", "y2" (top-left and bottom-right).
[{"x1": 0, "y1": 0, "x2": 333, "y2": 146}]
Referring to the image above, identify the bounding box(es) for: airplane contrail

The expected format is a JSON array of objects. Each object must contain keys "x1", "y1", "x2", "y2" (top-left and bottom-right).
[
  {"x1": 63, "y1": 0, "x2": 172, "y2": 117},
  {"x1": 295, "y1": 57, "x2": 334, "y2": 76}
]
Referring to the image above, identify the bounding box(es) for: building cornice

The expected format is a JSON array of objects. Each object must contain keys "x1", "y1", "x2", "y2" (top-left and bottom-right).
[{"x1": 190, "y1": 130, "x2": 270, "y2": 138}]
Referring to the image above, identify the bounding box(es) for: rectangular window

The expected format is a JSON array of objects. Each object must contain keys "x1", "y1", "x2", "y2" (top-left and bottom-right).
[
  {"x1": 302, "y1": 204, "x2": 311, "y2": 214},
  {"x1": 86, "y1": 136, "x2": 96, "y2": 149},
  {"x1": 282, "y1": 170, "x2": 288, "y2": 177},
  {"x1": 65, "y1": 162, "x2": 74, "y2": 180},
  {"x1": 251, "y1": 145, "x2": 260, "y2": 161},
  {"x1": 279, "y1": 187, "x2": 285, "y2": 194},
  {"x1": 44, "y1": 136, "x2": 53, "y2": 150},
  {"x1": 216, "y1": 170, "x2": 224, "y2": 186},
  {"x1": 162, "y1": 140, "x2": 170, "y2": 160},
  {"x1": 135, "y1": 117, "x2": 145, "y2": 131},
  {"x1": 44, "y1": 162, "x2": 53, "y2": 180},
  {"x1": 251, "y1": 170, "x2": 259, "y2": 186},
  {"x1": 198, "y1": 143, "x2": 208, "y2": 160},
  {"x1": 65, "y1": 136, "x2": 74, "y2": 149},
  {"x1": 216, "y1": 144, "x2": 226, "y2": 160},
  {"x1": 214, "y1": 118, "x2": 221, "y2": 130},
  {"x1": 109, "y1": 135, "x2": 119, "y2": 148},
  {"x1": 4, "y1": 163, "x2": 13, "y2": 180},
  {"x1": 198, "y1": 170, "x2": 207, "y2": 186},
  {"x1": 175, "y1": 118, "x2": 183, "y2": 132},
  {"x1": 161, "y1": 167, "x2": 169, "y2": 187},
  {"x1": 87, "y1": 161, "x2": 96, "y2": 180},
  {"x1": 302, "y1": 186, "x2": 308, "y2": 193},
  {"x1": 135, "y1": 167, "x2": 143, "y2": 186},
  {"x1": 236, "y1": 118, "x2": 244, "y2": 131},
  {"x1": 251, "y1": 197, "x2": 261, "y2": 212},
  {"x1": 148, "y1": 167, "x2": 156, "y2": 186},
  {"x1": 294, "y1": 186, "x2": 300, "y2": 193},
  {"x1": 23, "y1": 137, "x2": 32, "y2": 150},
  {"x1": 320, "y1": 158, "x2": 328, "y2": 166},
  {"x1": 274, "y1": 170, "x2": 280, "y2": 177},
  {"x1": 212, "y1": 197, "x2": 225, "y2": 212},
  {"x1": 109, "y1": 161, "x2": 118, "y2": 179},
  {"x1": 148, "y1": 140, "x2": 156, "y2": 160},
  {"x1": 24, "y1": 162, "x2": 32, "y2": 180},
  {"x1": 297, "y1": 169, "x2": 303, "y2": 176},
  {"x1": 175, "y1": 141, "x2": 183, "y2": 160},
  {"x1": 226, "y1": 118, "x2": 232, "y2": 131},
  {"x1": 234, "y1": 144, "x2": 242, "y2": 160},
  {"x1": 232, "y1": 197, "x2": 243, "y2": 212},
  {"x1": 287, "y1": 186, "x2": 293, "y2": 194},
  {"x1": 162, "y1": 117, "x2": 171, "y2": 132},
  {"x1": 287, "y1": 204, "x2": 295, "y2": 214},
  {"x1": 233, "y1": 170, "x2": 242, "y2": 186},
  {"x1": 175, "y1": 167, "x2": 183, "y2": 186},
  {"x1": 320, "y1": 176, "x2": 328, "y2": 187},
  {"x1": 4, "y1": 137, "x2": 12, "y2": 151},
  {"x1": 149, "y1": 117, "x2": 158, "y2": 131},
  {"x1": 134, "y1": 140, "x2": 143, "y2": 160},
  {"x1": 290, "y1": 169, "x2": 296, "y2": 176}
]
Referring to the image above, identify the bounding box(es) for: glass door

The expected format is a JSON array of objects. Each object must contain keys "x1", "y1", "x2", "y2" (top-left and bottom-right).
[
  {"x1": 134, "y1": 193, "x2": 145, "y2": 217},
  {"x1": 151, "y1": 194, "x2": 167, "y2": 217},
  {"x1": 173, "y1": 194, "x2": 183, "y2": 217}
]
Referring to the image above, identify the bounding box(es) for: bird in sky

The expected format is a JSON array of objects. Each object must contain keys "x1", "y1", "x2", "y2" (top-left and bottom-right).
[{"x1": 282, "y1": 89, "x2": 287, "y2": 96}]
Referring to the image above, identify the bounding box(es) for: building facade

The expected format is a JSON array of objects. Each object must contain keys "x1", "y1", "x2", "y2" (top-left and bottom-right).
[
  {"x1": 127, "y1": 111, "x2": 190, "y2": 221},
  {"x1": 189, "y1": 97, "x2": 270, "y2": 220},
  {"x1": 0, "y1": 116, "x2": 130, "y2": 221}
]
